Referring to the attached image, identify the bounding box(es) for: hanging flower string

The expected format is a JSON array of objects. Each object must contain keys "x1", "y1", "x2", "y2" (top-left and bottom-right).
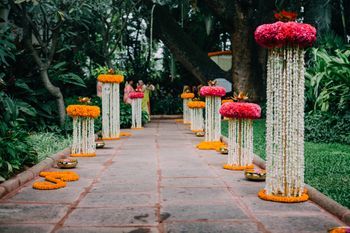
[
  {"x1": 188, "y1": 100, "x2": 205, "y2": 133},
  {"x1": 220, "y1": 102, "x2": 261, "y2": 170},
  {"x1": 180, "y1": 92, "x2": 194, "y2": 124},
  {"x1": 33, "y1": 171, "x2": 79, "y2": 190}
]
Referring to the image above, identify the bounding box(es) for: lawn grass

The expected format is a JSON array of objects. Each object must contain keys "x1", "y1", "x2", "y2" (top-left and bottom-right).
[
  {"x1": 27, "y1": 132, "x2": 71, "y2": 162},
  {"x1": 222, "y1": 119, "x2": 350, "y2": 208}
]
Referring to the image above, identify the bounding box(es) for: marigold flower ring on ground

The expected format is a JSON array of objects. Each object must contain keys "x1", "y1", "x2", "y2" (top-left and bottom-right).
[
  {"x1": 220, "y1": 102, "x2": 261, "y2": 119},
  {"x1": 66, "y1": 105, "x2": 100, "y2": 118},
  {"x1": 180, "y1": 92, "x2": 195, "y2": 99},
  {"x1": 129, "y1": 92, "x2": 144, "y2": 99},
  {"x1": 97, "y1": 74, "x2": 124, "y2": 83},
  {"x1": 200, "y1": 86, "x2": 226, "y2": 97},
  {"x1": 33, "y1": 171, "x2": 79, "y2": 190},
  {"x1": 187, "y1": 101, "x2": 205, "y2": 109},
  {"x1": 258, "y1": 189, "x2": 309, "y2": 203}
]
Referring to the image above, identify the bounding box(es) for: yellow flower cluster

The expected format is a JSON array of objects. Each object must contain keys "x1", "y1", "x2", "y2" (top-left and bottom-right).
[
  {"x1": 33, "y1": 171, "x2": 79, "y2": 190},
  {"x1": 66, "y1": 105, "x2": 100, "y2": 118},
  {"x1": 258, "y1": 189, "x2": 309, "y2": 203},
  {"x1": 187, "y1": 101, "x2": 205, "y2": 109},
  {"x1": 97, "y1": 74, "x2": 124, "y2": 83},
  {"x1": 180, "y1": 93, "x2": 195, "y2": 99},
  {"x1": 223, "y1": 164, "x2": 254, "y2": 171}
]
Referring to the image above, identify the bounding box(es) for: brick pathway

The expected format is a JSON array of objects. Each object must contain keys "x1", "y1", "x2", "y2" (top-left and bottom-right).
[{"x1": 0, "y1": 120, "x2": 345, "y2": 233}]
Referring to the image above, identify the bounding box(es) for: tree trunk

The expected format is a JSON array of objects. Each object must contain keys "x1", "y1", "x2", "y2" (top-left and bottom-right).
[
  {"x1": 231, "y1": 2, "x2": 263, "y2": 102},
  {"x1": 152, "y1": 4, "x2": 230, "y2": 84},
  {"x1": 40, "y1": 69, "x2": 66, "y2": 126}
]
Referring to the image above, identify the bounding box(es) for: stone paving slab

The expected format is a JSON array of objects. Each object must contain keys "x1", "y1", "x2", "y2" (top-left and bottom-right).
[
  {"x1": 64, "y1": 207, "x2": 157, "y2": 227},
  {"x1": 0, "y1": 119, "x2": 346, "y2": 232},
  {"x1": 0, "y1": 203, "x2": 69, "y2": 224},
  {"x1": 0, "y1": 224, "x2": 55, "y2": 233},
  {"x1": 57, "y1": 226, "x2": 159, "y2": 233}
]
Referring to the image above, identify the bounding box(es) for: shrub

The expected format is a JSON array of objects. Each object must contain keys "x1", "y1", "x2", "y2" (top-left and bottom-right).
[{"x1": 305, "y1": 111, "x2": 350, "y2": 144}]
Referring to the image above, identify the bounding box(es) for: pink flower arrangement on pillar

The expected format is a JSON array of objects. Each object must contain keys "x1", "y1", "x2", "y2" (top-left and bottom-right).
[
  {"x1": 129, "y1": 91, "x2": 144, "y2": 130},
  {"x1": 255, "y1": 12, "x2": 316, "y2": 203},
  {"x1": 197, "y1": 82, "x2": 226, "y2": 150},
  {"x1": 220, "y1": 102, "x2": 261, "y2": 170}
]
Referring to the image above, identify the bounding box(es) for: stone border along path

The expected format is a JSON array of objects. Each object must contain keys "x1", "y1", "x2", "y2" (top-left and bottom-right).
[{"x1": 0, "y1": 119, "x2": 347, "y2": 233}]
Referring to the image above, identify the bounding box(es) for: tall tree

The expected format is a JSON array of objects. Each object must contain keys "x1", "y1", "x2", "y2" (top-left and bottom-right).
[{"x1": 10, "y1": 0, "x2": 80, "y2": 126}]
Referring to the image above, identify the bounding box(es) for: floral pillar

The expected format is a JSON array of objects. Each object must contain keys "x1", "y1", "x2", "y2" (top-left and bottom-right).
[
  {"x1": 180, "y1": 92, "x2": 195, "y2": 124},
  {"x1": 130, "y1": 92, "x2": 144, "y2": 129},
  {"x1": 97, "y1": 73, "x2": 124, "y2": 140},
  {"x1": 66, "y1": 104, "x2": 100, "y2": 157},
  {"x1": 188, "y1": 100, "x2": 205, "y2": 132},
  {"x1": 219, "y1": 102, "x2": 261, "y2": 170},
  {"x1": 255, "y1": 21, "x2": 316, "y2": 202},
  {"x1": 197, "y1": 85, "x2": 226, "y2": 150}
]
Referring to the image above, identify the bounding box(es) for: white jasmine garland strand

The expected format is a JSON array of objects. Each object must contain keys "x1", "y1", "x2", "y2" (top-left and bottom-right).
[
  {"x1": 71, "y1": 117, "x2": 95, "y2": 155},
  {"x1": 264, "y1": 46, "x2": 305, "y2": 197},
  {"x1": 183, "y1": 99, "x2": 190, "y2": 123},
  {"x1": 102, "y1": 83, "x2": 120, "y2": 138}
]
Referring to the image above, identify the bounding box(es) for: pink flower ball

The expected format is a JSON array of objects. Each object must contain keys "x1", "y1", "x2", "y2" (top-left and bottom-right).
[
  {"x1": 254, "y1": 21, "x2": 316, "y2": 48},
  {"x1": 129, "y1": 92, "x2": 144, "y2": 99},
  {"x1": 200, "y1": 86, "x2": 226, "y2": 97},
  {"x1": 219, "y1": 102, "x2": 261, "y2": 119}
]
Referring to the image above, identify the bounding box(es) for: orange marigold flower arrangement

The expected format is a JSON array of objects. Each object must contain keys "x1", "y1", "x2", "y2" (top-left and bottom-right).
[
  {"x1": 187, "y1": 101, "x2": 205, "y2": 109},
  {"x1": 97, "y1": 68, "x2": 124, "y2": 83},
  {"x1": 66, "y1": 105, "x2": 100, "y2": 118},
  {"x1": 33, "y1": 171, "x2": 79, "y2": 190},
  {"x1": 181, "y1": 92, "x2": 195, "y2": 99},
  {"x1": 258, "y1": 189, "x2": 309, "y2": 203}
]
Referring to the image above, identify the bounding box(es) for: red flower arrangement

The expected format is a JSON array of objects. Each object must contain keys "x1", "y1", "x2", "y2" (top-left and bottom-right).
[
  {"x1": 255, "y1": 21, "x2": 316, "y2": 48},
  {"x1": 200, "y1": 86, "x2": 226, "y2": 97},
  {"x1": 274, "y1": 10, "x2": 297, "y2": 22},
  {"x1": 219, "y1": 102, "x2": 261, "y2": 119},
  {"x1": 129, "y1": 92, "x2": 144, "y2": 99}
]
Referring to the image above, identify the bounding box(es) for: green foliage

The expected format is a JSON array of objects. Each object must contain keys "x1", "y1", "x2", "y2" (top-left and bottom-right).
[
  {"x1": 0, "y1": 92, "x2": 37, "y2": 181},
  {"x1": 305, "y1": 111, "x2": 350, "y2": 144},
  {"x1": 0, "y1": 25, "x2": 15, "y2": 66},
  {"x1": 222, "y1": 119, "x2": 350, "y2": 208},
  {"x1": 26, "y1": 132, "x2": 70, "y2": 162},
  {"x1": 305, "y1": 47, "x2": 350, "y2": 114}
]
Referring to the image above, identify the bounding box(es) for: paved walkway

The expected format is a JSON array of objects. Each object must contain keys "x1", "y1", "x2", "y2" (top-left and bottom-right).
[{"x1": 0, "y1": 120, "x2": 345, "y2": 233}]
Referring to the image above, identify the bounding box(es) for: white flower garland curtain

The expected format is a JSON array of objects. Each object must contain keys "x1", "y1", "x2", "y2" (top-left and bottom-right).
[
  {"x1": 131, "y1": 98, "x2": 142, "y2": 129},
  {"x1": 66, "y1": 104, "x2": 100, "y2": 157},
  {"x1": 205, "y1": 96, "x2": 221, "y2": 142},
  {"x1": 97, "y1": 73, "x2": 124, "y2": 140},
  {"x1": 226, "y1": 119, "x2": 253, "y2": 168},
  {"x1": 188, "y1": 101, "x2": 205, "y2": 132},
  {"x1": 190, "y1": 108, "x2": 204, "y2": 132},
  {"x1": 255, "y1": 20, "x2": 316, "y2": 201},
  {"x1": 219, "y1": 102, "x2": 261, "y2": 170},
  {"x1": 71, "y1": 117, "x2": 96, "y2": 156},
  {"x1": 183, "y1": 98, "x2": 191, "y2": 124},
  {"x1": 265, "y1": 47, "x2": 305, "y2": 197},
  {"x1": 102, "y1": 83, "x2": 120, "y2": 139}
]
